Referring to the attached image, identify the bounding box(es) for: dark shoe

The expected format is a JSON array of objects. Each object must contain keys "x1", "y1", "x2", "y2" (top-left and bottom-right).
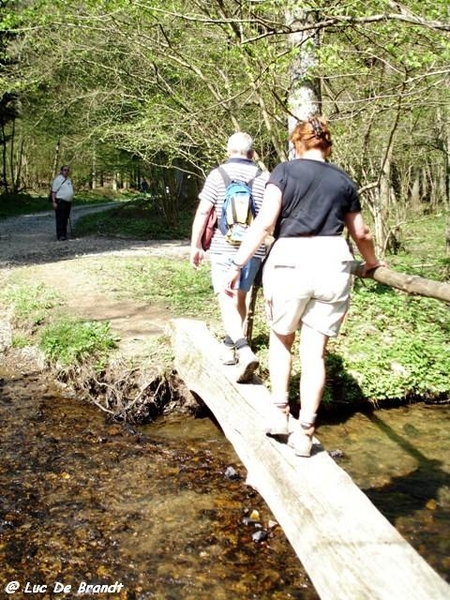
[{"x1": 58, "y1": 236, "x2": 67, "y2": 241}]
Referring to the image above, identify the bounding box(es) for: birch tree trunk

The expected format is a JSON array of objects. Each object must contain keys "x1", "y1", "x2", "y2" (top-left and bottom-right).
[
  {"x1": 286, "y1": 7, "x2": 321, "y2": 158},
  {"x1": 51, "y1": 138, "x2": 61, "y2": 182}
]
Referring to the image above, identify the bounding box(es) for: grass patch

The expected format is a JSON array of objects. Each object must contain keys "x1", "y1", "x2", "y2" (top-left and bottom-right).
[
  {"x1": 0, "y1": 191, "x2": 123, "y2": 219},
  {"x1": 3, "y1": 282, "x2": 62, "y2": 331},
  {"x1": 1, "y1": 279, "x2": 118, "y2": 370},
  {"x1": 39, "y1": 318, "x2": 118, "y2": 369},
  {"x1": 11, "y1": 334, "x2": 31, "y2": 349},
  {"x1": 74, "y1": 196, "x2": 193, "y2": 240},
  {"x1": 91, "y1": 256, "x2": 219, "y2": 320},
  {"x1": 326, "y1": 279, "x2": 450, "y2": 405},
  {"x1": 388, "y1": 212, "x2": 450, "y2": 281}
]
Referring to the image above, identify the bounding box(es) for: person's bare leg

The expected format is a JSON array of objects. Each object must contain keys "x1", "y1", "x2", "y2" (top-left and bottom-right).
[
  {"x1": 299, "y1": 323, "x2": 328, "y2": 423},
  {"x1": 217, "y1": 290, "x2": 259, "y2": 382},
  {"x1": 269, "y1": 329, "x2": 295, "y2": 399},
  {"x1": 289, "y1": 323, "x2": 328, "y2": 456},
  {"x1": 217, "y1": 289, "x2": 247, "y2": 342},
  {"x1": 236, "y1": 289, "x2": 247, "y2": 329},
  {"x1": 266, "y1": 329, "x2": 295, "y2": 435}
]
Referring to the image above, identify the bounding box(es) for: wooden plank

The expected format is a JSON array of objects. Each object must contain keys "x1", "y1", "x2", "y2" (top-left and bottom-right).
[{"x1": 171, "y1": 318, "x2": 450, "y2": 600}]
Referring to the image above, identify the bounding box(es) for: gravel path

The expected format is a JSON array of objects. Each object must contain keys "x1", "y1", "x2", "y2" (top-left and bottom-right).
[
  {"x1": 0, "y1": 203, "x2": 191, "y2": 266},
  {"x1": 0, "y1": 204, "x2": 192, "y2": 359}
]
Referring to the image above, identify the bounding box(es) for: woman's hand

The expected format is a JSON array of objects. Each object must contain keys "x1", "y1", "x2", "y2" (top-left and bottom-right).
[{"x1": 362, "y1": 260, "x2": 386, "y2": 277}]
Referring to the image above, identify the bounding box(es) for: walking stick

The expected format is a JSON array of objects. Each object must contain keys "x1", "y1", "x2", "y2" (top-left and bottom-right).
[{"x1": 245, "y1": 283, "x2": 260, "y2": 343}]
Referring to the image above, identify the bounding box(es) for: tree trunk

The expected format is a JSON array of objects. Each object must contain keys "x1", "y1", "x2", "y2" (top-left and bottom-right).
[
  {"x1": 352, "y1": 264, "x2": 450, "y2": 304},
  {"x1": 13, "y1": 136, "x2": 24, "y2": 192},
  {"x1": 410, "y1": 169, "x2": 421, "y2": 214},
  {"x1": 286, "y1": 7, "x2": 321, "y2": 158},
  {"x1": 51, "y1": 138, "x2": 61, "y2": 181},
  {"x1": 91, "y1": 146, "x2": 96, "y2": 190},
  {"x1": 1, "y1": 121, "x2": 8, "y2": 193},
  {"x1": 172, "y1": 318, "x2": 450, "y2": 600}
]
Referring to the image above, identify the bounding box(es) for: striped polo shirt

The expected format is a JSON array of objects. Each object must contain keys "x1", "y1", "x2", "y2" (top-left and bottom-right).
[{"x1": 199, "y1": 158, "x2": 270, "y2": 258}]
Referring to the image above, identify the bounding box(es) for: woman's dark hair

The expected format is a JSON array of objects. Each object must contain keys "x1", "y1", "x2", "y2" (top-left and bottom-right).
[{"x1": 290, "y1": 115, "x2": 332, "y2": 155}]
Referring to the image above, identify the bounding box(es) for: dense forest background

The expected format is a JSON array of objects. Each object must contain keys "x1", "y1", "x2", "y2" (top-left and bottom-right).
[{"x1": 1, "y1": 0, "x2": 449, "y2": 254}]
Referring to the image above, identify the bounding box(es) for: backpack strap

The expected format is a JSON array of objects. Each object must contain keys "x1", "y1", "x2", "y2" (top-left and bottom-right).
[
  {"x1": 247, "y1": 168, "x2": 262, "y2": 189},
  {"x1": 217, "y1": 166, "x2": 231, "y2": 188},
  {"x1": 217, "y1": 166, "x2": 262, "y2": 188}
]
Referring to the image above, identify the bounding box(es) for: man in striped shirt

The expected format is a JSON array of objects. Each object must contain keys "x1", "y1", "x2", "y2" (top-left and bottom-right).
[{"x1": 190, "y1": 132, "x2": 269, "y2": 383}]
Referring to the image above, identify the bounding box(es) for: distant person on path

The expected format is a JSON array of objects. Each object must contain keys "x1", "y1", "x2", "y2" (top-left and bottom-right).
[
  {"x1": 190, "y1": 132, "x2": 270, "y2": 383},
  {"x1": 51, "y1": 165, "x2": 74, "y2": 241},
  {"x1": 225, "y1": 116, "x2": 385, "y2": 456},
  {"x1": 140, "y1": 178, "x2": 149, "y2": 194}
]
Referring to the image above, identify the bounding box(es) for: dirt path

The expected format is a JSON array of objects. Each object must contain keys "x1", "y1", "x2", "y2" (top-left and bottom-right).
[{"x1": 0, "y1": 204, "x2": 191, "y2": 358}]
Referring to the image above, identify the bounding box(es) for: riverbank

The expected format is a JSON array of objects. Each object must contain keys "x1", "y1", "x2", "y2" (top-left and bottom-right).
[{"x1": 0, "y1": 206, "x2": 200, "y2": 420}]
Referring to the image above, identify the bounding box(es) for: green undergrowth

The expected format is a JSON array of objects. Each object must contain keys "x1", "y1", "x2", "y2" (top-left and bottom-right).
[
  {"x1": 91, "y1": 256, "x2": 220, "y2": 322},
  {"x1": 325, "y1": 279, "x2": 450, "y2": 406},
  {"x1": 389, "y1": 212, "x2": 450, "y2": 282},
  {"x1": 0, "y1": 191, "x2": 121, "y2": 219},
  {"x1": 1, "y1": 281, "x2": 118, "y2": 370},
  {"x1": 39, "y1": 318, "x2": 118, "y2": 369},
  {"x1": 4, "y1": 282, "x2": 62, "y2": 328},
  {"x1": 94, "y1": 251, "x2": 450, "y2": 408},
  {"x1": 75, "y1": 197, "x2": 192, "y2": 240}
]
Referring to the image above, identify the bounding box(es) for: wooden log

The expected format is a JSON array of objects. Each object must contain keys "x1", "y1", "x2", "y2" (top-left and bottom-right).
[
  {"x1": 171, "y1": 318, "x2": 450, "y2": 600},
  {"x1": 352, "y1": 263, "x2": 450, "y2": 304}
]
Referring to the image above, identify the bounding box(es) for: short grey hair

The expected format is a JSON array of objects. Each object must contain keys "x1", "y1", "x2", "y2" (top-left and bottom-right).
[{"x1": 227, "y1": 132, "x2": 253, "y2": 156}]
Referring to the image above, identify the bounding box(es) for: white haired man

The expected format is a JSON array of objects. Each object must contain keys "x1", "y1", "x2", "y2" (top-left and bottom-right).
[{"x1": 190, "y1": 132, "x2": 269, "y2": 382}]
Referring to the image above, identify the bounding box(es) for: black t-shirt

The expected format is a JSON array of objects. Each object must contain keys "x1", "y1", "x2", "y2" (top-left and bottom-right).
[{"x1": 268, "y1": 159, "x2": 361, "y2": 237}]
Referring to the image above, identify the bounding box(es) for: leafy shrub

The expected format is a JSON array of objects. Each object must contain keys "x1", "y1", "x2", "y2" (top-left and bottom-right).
[
  {"x1": 75, "y1": 199, "x2": 192, "y2": 239},
  {"x1": 327, "y1": 280, "x2": 450, "y2": 405}
]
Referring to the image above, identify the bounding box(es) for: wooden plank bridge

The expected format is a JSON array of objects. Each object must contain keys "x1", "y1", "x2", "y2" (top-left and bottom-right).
[{"x1": 172, "y1": 318, "x2": 450, "y2": 600}]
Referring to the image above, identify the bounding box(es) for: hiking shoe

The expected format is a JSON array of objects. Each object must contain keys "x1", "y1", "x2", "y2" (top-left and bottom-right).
[
  {"x1": 288, "y1": 426, "x2": 314, "y2": 457},
  {"x1": 265, "y1": 406, "x2": 289, "y2": 436},
  {"x1": 236, "y1": 346, "x2": 259, "y2": 383},
  {"x1": 220, "y1": 344, "x2": 237, "y2": 366}
]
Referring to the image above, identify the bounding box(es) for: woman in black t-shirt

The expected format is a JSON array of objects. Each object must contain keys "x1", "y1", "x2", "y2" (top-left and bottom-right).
[{"x1": 225, "y1": 116, "x2": 384, "y2": 457}]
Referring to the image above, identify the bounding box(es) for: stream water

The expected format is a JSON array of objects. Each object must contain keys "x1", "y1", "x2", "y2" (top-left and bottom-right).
[{"x1": 0, "y1": 370, "x2": 448, "y2": 599}]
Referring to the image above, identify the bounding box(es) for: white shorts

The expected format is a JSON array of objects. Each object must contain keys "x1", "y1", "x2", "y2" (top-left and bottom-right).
[{"x1": 262, "y1": 237, "x2": 354, "y2": 337}]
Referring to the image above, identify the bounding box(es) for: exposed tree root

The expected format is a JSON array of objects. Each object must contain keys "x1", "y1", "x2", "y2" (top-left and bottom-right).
[{"x1": 53, "y1": 357, "x2": 202, "y2": 424}]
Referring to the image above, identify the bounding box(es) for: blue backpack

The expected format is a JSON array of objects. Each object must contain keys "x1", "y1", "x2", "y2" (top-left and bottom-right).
[{"x1": 217, "y1": 167, "x2": 261, "y2": 246}]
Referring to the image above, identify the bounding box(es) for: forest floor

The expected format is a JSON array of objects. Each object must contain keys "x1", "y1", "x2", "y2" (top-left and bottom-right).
[{"x1": 0, "y1": 204, "x2": 191, "y2": 369}]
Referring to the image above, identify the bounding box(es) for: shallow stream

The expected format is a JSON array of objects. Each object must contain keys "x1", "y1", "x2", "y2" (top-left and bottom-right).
[{"x1": 0, "y1": 370, "x2": 448, "y2": 599}]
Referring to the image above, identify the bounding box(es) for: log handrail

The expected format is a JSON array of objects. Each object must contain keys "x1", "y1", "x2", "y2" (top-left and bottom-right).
[
  {"x1": 246, "y1": 263, "x2": 449, "y2": 341},
  {"x1": 352, "y1": 263, "x2": 450, "y2": 304}
]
